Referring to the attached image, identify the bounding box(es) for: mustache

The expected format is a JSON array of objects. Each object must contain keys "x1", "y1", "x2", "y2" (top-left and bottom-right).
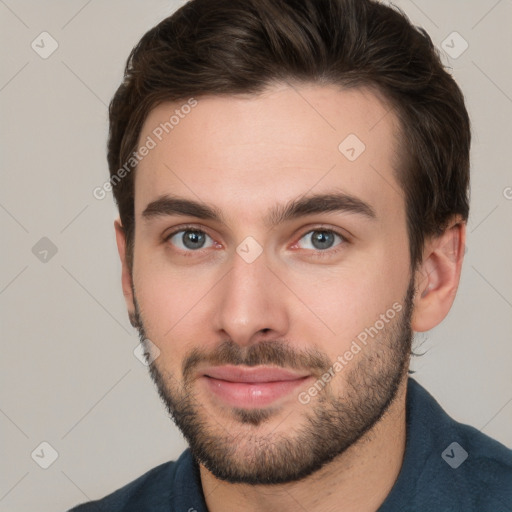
[
  {"x1": 182, "y1": 339, "x2": 332, "y2": 382},
  {"x1": 132, "y1": 294, "x2": 332, "y2": 381}
]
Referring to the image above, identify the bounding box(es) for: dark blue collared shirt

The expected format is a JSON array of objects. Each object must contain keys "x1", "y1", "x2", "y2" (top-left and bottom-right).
[{"x1": 68, "y1": 378, "x2": 512, "y2": 511}]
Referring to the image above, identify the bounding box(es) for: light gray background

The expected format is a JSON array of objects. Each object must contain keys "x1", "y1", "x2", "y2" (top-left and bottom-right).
[{"x1": 1, "y1": 1, "x2": 511, "y2": 511}]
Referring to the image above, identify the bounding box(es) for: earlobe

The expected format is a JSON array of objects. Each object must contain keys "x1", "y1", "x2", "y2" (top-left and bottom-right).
[
  {"x1": 411, "y1": 220, "x2": 466, "y2": 332},
  {"x1": 114, "y1": 219, "x2": 137, "y2": 326}
]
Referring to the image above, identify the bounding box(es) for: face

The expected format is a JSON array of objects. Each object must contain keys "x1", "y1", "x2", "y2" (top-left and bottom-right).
[{"x1": 127, "y1": 83, "x2": 415, "y2": 484}]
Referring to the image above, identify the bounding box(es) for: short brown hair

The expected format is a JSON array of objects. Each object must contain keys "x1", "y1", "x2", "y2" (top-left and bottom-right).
[{"x1": 107, "y1": 0, "x2": 470, "y2": 271}]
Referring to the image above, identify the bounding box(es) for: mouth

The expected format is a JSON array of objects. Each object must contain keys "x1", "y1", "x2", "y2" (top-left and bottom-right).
[{"x1": 199, "y1": 365, "x2": 312, "y2": 408}]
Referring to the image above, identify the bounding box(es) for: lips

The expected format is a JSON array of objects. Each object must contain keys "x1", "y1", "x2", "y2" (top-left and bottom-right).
[
  {"x1": 199, "y1": 365, "x2": 311, "y2": 408},
  {"x1": 203, "y1": 365, "x2": 310, "y2": 383}
]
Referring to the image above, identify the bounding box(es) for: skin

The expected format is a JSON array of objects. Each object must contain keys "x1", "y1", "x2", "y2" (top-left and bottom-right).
[{"x1": 114, "y1": 83, "x2": 465, "y2": 512}]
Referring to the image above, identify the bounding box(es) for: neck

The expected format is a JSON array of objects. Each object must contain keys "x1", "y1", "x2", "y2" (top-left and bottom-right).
[{"x1": 199, "y1": 375, "x2": 408, "y2": 512}]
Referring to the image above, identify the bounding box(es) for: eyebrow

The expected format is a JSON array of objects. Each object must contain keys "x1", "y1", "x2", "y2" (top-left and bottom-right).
[{"x1": 141, "y1": 191, "x2": 376, "y2": 227}]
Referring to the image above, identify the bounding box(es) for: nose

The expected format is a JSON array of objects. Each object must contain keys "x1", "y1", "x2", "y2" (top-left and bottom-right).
[{"x1": 212, "y1": 249, "x2": 290, "y2": 347}]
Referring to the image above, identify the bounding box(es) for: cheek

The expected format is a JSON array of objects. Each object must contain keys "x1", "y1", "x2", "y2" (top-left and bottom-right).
[
  {"x1": 288, "y1": 275, "x2": 375, "y2": 351},
  {"x1": 286, "y1": 254, "x2": 409, "y2": 356},
  {"x1": 133, "y1": 274, "x2": 205, "y2": 375},
  {"x1": 131, "y1": 248, "x2": 209, "y2": 346}
]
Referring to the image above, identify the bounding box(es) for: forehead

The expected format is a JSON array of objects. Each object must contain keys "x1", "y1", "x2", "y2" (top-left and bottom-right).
[{"x1": 134, "y1": 83, "x2": 404, "y2": 225}]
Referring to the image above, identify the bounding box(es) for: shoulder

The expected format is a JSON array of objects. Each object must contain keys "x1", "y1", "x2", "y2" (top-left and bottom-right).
[
  {"x1": 67, "y1": 459, "x2": 178, "y2": 512},
  {"x1": 406, "y1": 378, "x2": 512, "y2": 509},
  {"x1": 451, "y1": 415, "x2": 512, "y2": 505}
]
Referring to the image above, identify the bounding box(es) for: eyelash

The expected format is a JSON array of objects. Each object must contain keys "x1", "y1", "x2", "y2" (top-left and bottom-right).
[
  {"x1": 164, "y1": 224, "x2": 348, "y2": 258},
  {"x1": 303, "y1": 230, "x2": 347, "y2": 259},
  {"x1": 164, "y1": 225, "x2": 218, "y2": 258}
]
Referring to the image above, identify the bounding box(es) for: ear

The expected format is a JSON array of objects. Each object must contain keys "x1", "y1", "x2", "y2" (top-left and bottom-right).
[
  {"x1": 411, "y1": 219, "x2": 466, "y2": 332},
  {"x1": 114, "y1": 218, "x2": 137, "y2": 327}
]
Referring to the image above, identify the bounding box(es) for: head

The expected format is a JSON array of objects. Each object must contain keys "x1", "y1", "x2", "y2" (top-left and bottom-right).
[{"x1": 109, "y1": 0, "x2": 469, "y2": 484}]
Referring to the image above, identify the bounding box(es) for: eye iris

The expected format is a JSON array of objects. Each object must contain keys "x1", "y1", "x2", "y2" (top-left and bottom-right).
[
  {"x1": 183, "y1": 230, "x2": 205, "y2": 249},
  {"x1": 311, "y1": 231, "x2": 334, "y2": 250}
]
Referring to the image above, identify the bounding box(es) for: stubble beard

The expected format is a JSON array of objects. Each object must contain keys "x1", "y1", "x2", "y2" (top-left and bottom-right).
[{"x1": 131, "y1": 280, "x2": 415, "y2": 485}]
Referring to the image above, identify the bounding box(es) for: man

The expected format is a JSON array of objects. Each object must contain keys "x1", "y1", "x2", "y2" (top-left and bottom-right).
[{"x1": 70, "y1": 0, "x2": 512, "y2": 510}]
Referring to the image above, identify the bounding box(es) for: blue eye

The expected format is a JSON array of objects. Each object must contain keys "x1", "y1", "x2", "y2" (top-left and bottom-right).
[
  {"x1": 297, "y1": 230, "x2": 344, "y2": 251},
  {"x1": 167, "y1": 229, "x2": 215, "y2": 251},
  {"x1": 164, "y1": 227, "x2": 346, "y2": 257}
]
